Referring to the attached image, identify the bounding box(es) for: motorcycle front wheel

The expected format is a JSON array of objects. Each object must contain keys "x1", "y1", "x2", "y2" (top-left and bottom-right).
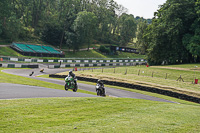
[{"x1": 97, "y1": 90, "x2": 101, "y2": 96}]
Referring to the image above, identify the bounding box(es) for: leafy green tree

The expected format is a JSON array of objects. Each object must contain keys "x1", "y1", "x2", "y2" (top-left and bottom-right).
[
  {"x1": 136, "y1": 19, "x2": 148, "y2": 54},
  {"x1": 2, "y1": 16, "x2": 22, "y2": 42},
  {"x1": 41, "y1": 22, "x2": 63, "y2": 46},
  {"x1": 0, "y1": 0, "x2": 137, "y2": 47},
  {"x1": 65, "y1": 30, "x2": 79, "y2": 52},
  {"x1": 144, "y1": 0, "x2": 197, "y2": 65},
  {"x1": 73, "y1": 11, "x2": 97, "y2": 50},
  {"x1": 93, "y1": 0, "x2": 111, "y2": 43},
  {"x1": 182, "y1": 0, "x2": 200, "y2": 62},
  {"x1": 0, "y1": 0, "x2": 12, "y2": 38},
  {"x1": 0, "y1": 0, "x2": 24, "y2": 41},
  {"x1": 118, "y1": 13, "x2": 137, "y2": 46},
  {"x1": 99, "y1": 45, "x2": 110, "y2": 54}
]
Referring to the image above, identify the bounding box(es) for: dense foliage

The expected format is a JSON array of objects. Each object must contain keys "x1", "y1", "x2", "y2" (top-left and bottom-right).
[
  {"x1": 2, "y1": 0, "x2": 199, "y2": 65},
  {"x1": 99, "y1": 45, "x2": 110, "y2": 54},
  {"x1": 137, "y1": 0, "x2": 200, "y2": 65},
  {"x1": 0, "y1": 0, "x2": 138, "y2": 52}
]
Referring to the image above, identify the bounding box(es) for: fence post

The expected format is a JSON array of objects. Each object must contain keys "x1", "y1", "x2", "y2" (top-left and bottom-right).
[
  {"x1": 125, "y1": 68, "x2": 127, "y2": 75},
  {"x1": 138, "y1": 70, "x2": 140, "y2": 76},
  {"x1": 165, "y1": 73, "x2": 168, "y2": 79},
  {"x1": 102, "y1": 68, "x2": 103, "y2": 73}
]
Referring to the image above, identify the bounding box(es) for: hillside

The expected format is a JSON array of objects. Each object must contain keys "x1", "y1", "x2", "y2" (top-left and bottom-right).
[{"x1": 0, "y1": 45, "x2": 145, "y2": 59}]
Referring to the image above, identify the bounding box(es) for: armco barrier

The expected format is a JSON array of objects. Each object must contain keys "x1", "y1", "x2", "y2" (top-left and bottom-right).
[
  {"x1": 48, "y1": 62, "x2": 146, "y2": 68},
  {"x1": 49, "y1": 74, "x2": 200, "y2": 104},
  {"x1": 0, "y1": 64, "x2": 39, "y2": 68},
  {"x1": 0, "y1": 56, "x2": 146, "y2": 63}
]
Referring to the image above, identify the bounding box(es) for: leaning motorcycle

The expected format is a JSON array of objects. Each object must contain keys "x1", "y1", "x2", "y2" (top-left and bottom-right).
[
  {"x1": 96, "y1": 85, "x2": 106, "y2": 96},
  {"x1": 64, "y1": 76, "x2": 78, "y2": 92}
]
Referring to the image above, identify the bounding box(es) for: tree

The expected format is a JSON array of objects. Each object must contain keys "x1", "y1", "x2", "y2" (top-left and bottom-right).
[
  {"x1": 99, "y1": 45, "x2": 110, "y2": 54},
  {"x1": 73, "y1": 11, "x2": 97, "y2": 50},
  {"x1": 182, "y1": 0, "x2": 200, "y2": 62},
  {"x1": 0, "y1": 0, "x2": 138, "y2": 47},
  {"x1": 118, "y1": 13, "x2": 137, "y2": 46},
  {"x1": 41, "y1": 22, "x2": 63, "y2": 46},
  {"x1": 136, "y1": 19, "x2": 148, "y2": 54},
  {"x1": 144, "y1": 0, "x2": 197, "y2": 65},
  {"x1": 0, "y1": 0, "x2": 11, "y2": 38},
  {"x1": 65, "y1": 30, "x2": 79, "y2": 52}
]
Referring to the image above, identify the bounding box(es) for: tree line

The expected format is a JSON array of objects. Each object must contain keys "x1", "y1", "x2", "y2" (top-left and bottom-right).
[
  {"x1": 137, "y1": 0, "x2": 200, "y2": 65},
  {"x1": 2, "y1": 0, "x2": 199, "y2": 65},
  {"x1": 0, "y1": 0, "x2": 140, "y2": 52}
]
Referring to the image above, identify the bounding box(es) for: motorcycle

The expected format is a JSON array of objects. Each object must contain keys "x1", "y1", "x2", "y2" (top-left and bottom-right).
[
  {"x1": 96, "y1": 84, "x2": 106, "y2": 96},
  {"x1": 64, "y1": 76, "x2": 78, "y2": 92}
]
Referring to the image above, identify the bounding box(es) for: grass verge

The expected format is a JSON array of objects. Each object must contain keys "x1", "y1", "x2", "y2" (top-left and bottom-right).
[
  {"x1": 0, "y1": 47, "x2": 24, "y2": 57},
  {"x1": 0, "y1": 46, "x2": 145, "y2": 59},
  {"x1": 1, "y1": 68, "x2": 200, "y2": 132},
  {"x1": 39, "y1": 74, "x2": 197, "y2": 105},
  {"x1": 0, "y1": 97, "x2": 200, "y2": 132},
  {"x1": 56, "y1": 65, "x2": 200, "y2": 98},
  {"x1": 0, "y1": 68, "x2": 95, "y2": 95}
]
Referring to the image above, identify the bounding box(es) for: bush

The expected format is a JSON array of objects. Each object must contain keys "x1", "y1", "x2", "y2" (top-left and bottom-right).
[{"x1": 99, "y1": 45, "x2": 110, "y2": 54}]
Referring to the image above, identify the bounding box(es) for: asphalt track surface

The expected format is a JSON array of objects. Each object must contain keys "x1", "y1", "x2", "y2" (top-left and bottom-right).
[
  {"x1": 1, "y1": 68, "x2": 176, "y2": 103},
  {"x1": 0, "y1": 83, "x2": 97, "y2": 99}
]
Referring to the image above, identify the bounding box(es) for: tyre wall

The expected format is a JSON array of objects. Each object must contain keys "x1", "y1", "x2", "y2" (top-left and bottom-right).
[{"x1": 49, "y1": 74, "x2": 200, "y2": 104}]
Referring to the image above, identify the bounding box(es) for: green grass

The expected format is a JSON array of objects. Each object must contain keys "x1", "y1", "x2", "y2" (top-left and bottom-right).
[
  {"x1": 0, "y1": 45, "x2": 145, "y2": 59},
  {"x1": 39, "y1": 74, "x2": 199, "y2": 105},
  {"x1": 161, "y1": 64, "x2": 200, "y2": 69},
  {"x1": 0, "y1": 47, "x2": 24, "y2": 57},
  {"x1": 1, "y1": 68, "x2": 200, "y2": 132},
  {"x1": 1, "y1": 97, "x2": 200, "y2": 132},
  {"x1": 97, "y1": 65, "x2": 200, "y2": 82},
  {"x1": 64, "y1": 49, "x2": 107, "y2": 58},
  {"x1": 66, "y1": 65, "x2": 200, "y2": 98},
  {"x1": 63, "y1": 49, "x2": 145, "y2": 58},
  {"x1": 0, "y1": 68, "x2": 95, "y2": 95},
  {"x1": 106, "y1": 51, "x2": 145, "y2": 58}
]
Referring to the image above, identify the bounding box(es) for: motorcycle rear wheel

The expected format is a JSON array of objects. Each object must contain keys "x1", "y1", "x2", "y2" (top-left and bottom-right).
[
  {"x1": 73, "y1": 86, "x2": 78, "y2": 92},
  {"x1": 64, "y1": 84, "x2": 68, "y2": 91}
]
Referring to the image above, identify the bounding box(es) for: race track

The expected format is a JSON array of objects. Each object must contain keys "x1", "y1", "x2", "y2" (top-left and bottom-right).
[
  {"x1": 0, "y1": 83, "x2": 97, "y2": 99},
  {"x1": 2, "y1": 68, "x2": 176, "y2": 103}
]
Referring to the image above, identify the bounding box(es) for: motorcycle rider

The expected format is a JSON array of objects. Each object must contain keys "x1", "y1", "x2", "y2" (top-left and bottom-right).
[
  {"x1": 96, "y1": 79, "x2": 105, "y2": 95},
  {"x1": 67, "y1": 70, "x2": 77, "y2": 88},
  {"x1": 96, "y1": 79, "x2": 104, "y2": 87}
]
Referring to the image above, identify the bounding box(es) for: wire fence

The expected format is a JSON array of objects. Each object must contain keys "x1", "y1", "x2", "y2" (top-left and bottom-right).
[{"x1": 78, "y1": 66, "x2": 200, "y2": 84}]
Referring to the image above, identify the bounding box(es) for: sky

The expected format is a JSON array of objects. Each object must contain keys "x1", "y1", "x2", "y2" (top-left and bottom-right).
[{"x1": 114, "y1": 0, "x2": 167, "y2": 19}]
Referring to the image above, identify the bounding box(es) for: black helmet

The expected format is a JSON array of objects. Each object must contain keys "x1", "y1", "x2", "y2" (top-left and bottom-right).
[
  {"x1": 97, "y1": 79, "x2": 101, "y2": 83},
  {"x1": 69, "y1": 70, "x2": 72, "y2": 75}
]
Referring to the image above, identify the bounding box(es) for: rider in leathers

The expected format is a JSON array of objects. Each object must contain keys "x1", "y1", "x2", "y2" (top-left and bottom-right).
[
  {"x1": 67, "y1": 70, "x2": 77, "y2": 88},
  {"x1": 96, "y1": 79, "x2": 105, "y2": 93}
]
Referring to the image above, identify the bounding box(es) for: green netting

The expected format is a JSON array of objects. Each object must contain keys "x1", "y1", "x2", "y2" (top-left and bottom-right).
[
  {"x1": 27, "y1": 45, "x2": 49, "y2": 53},
  {"x1": 14, "y1": 43, "x2": 34, "y2": 52},
  {"x1": 42, "y1": 46, "x2": 60, "y2": 54}
]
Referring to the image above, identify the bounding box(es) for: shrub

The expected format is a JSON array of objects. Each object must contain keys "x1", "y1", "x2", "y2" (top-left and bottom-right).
[{"x1": 99, "y1": 45, "x2": 110, "y2": 54}]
